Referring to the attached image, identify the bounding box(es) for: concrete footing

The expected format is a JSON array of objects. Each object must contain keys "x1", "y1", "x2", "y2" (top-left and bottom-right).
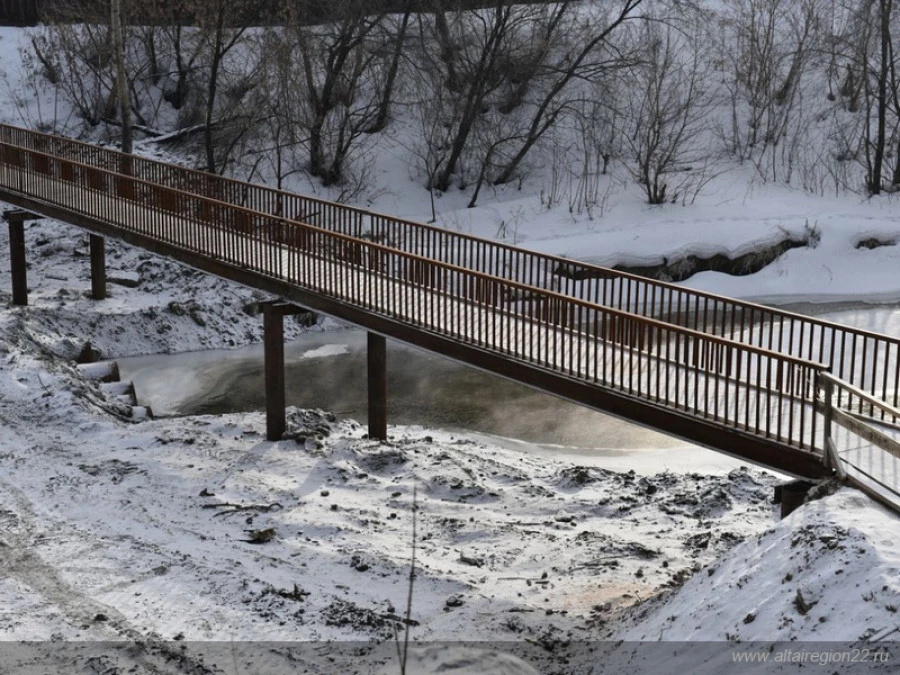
[{"x1": 774, "y1": 480, "x2": 814, "y2": 519}]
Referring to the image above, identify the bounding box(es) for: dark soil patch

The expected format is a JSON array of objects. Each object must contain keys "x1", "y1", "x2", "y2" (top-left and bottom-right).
[
  {"x1": 555, "y1": 236, "x2": 809, "y2": 283},
  {"x1": 321, "y1": 599, "x2": 395, "y2": 639},
  {"x1": 855, "y1": 236, "x2": 897, "y2": 250}
]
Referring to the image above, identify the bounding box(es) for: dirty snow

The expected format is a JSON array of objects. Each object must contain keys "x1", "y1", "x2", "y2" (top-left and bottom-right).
[
  {"x1": 0, "y1": 243, "x2": 781, "y2": 672},
  {"x1": 0, "y1": 19, "x2": 899, "y2": 675},
  {"x1": 2, "y1": 191, "x2": 899, "y2": 675}
]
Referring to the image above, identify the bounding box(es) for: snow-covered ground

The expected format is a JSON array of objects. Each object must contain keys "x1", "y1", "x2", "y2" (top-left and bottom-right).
[
  {"x1": 2, "y1": 20, "x2": 900, "y2": 674},
  {"x1": 0, "y1": 217, "x2": 782, "y2": 672},
  {"x1": 453, "y1": 174, "x2": 900, "y2": 306},
  {"x1": 3, "y1": 194, "x2": 900, "y2": 675}
]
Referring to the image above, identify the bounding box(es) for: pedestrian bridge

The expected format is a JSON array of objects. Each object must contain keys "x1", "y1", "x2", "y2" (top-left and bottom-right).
[{"x1": 1, "y1": 124, "x2": 898, "y2": 509}]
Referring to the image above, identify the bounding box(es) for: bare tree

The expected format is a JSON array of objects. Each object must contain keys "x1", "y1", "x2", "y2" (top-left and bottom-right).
[
  {"x1": 26, "y1": 1, "x2": 115, "y2": 129},
  {"x1": 564, "y1": 94, "x2": 618, "y2": 218},
  {"x1": 191, "y1": 0, "x2": 256, "y2": 173},
  {"x1": 413, "y1": 0, "x2": 527, "y2": 193},
  {"x1": 717, "y1": 0, "x2": 820, "y2": 181},
  {"x1": 409, "y1": 0, "x2": 641, "y2": 206},
  {"x1": 889, "y1": 3, "x2": 900, "y2": 187},
  {"x1": 286, "y1": 1, "x2": 387, "y2": 185},
  {"x1": 369, "y1": 0, "x2": 413, "y2": 133},
  {"x1": 487, "y1": 0, "x2": 643, "y2": 186},
  {"x1": 253, "y1": 30, "x2": 307, "y2": 194},
  {"x1": 154, "y1": 7, "x2": 207, "y2": 117},
  {"x1": 866, "y1": 0, "x2": 893, "y2": 193},
  {"x1": 622, "y1": 17, "x2": 715, "y2": 205},
  {"x1": 828, "y1": 0, "x2": 900, "y2": 194},
  {"x1": 23, "y1": 0, "x2": 196, "y2": 136}
]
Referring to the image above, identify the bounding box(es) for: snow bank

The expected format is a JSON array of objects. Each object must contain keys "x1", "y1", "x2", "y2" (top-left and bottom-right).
[{"x1": 619, "y1": 489, "x2": 900, "y2": 642}]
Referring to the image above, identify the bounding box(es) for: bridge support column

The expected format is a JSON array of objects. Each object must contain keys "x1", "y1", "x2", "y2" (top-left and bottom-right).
[
  {"x1": 90, "y1": 234, "x2": 107, "y2": 300},
  {"x1": 774, "y1": 480, "x2": 814, "y2": 519},
  {"x1": 4, "y1": 210, "x2": 39, "y2": 306},
  {"x1": 262, "y1": 301, "x2": 314, "y2": 441},
  {"x1": 368, "y1": 333, "x2": 387, "y2": 441},
  {"x1": 264, "y1": 306, "x2": 285, "y2": 442}
]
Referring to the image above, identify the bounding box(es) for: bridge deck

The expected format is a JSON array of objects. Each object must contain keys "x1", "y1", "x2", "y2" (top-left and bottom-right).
[{"x1": 5, "y1": 125, "x2": 900, "y2": 497}]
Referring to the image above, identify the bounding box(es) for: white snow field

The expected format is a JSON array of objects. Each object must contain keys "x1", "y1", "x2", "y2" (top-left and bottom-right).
[
  {"x1": 1, "y1": 8, "x2": 900, "y2": 673},
  {"x1": 1, "y1": 214, "x2": 896, "y2": 672}
]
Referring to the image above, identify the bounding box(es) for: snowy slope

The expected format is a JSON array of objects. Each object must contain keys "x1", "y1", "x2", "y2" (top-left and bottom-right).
[
  {"x1": 0, "y1": 256, "x2": 781, "y2": 674},
  {"x1": 619, "y1": 488, "x2": 900, "y2": 643},
  {"x1": 1, "y1": 210, "x2": 898, "y2": 674},
  {"x1": 0, "y1": 18, "x2": 899, "y2": 674}
]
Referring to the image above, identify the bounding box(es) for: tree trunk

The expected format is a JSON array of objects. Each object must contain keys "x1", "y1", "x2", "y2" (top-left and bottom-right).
[
  {"x1": 204, "y1": 19, "x2": 225, "y2": 173},
  {"x1": 432, "y1": 105, "x2": 479, "y2": 192},
  {"x1": 869, "y1": 0, "x2": 891, "y2": 195},
  {"x1": 370, "y1": 3, "x2": 411, "y2": 133},
  {"x1": 111, "y1": 0, "x2": 132, "y2": 154},
  {"x1": 432, "y1": 1, "x2": 461, "y2": 93},
  {"x1": 308, "y1": 116, "x2": 328, "y2": 180}
]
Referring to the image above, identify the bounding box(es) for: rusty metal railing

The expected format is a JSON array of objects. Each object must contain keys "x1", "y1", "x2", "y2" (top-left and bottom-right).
[
  {"x1": 820, "y1": 372, "x2": 900, "y2": 503},
  {"x1": 1, "y1": 123, "x2": 895, "y2": 421},
  {"x1": 0, "y1": 129, "x2": 835, "y2": 460}
]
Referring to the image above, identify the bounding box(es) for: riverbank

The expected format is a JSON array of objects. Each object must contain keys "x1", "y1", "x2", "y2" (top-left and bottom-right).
[
  {"x1": 0, "y1": 217, "x2": 774, "y2": 669},
  {"x1": 1, "y1": 215, "x2": 900, "y2": 673}
]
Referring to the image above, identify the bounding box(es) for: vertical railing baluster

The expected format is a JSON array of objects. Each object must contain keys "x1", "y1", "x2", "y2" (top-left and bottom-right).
[{"x1": 7, "y1": 123, "x2": 900, "y2": 475}]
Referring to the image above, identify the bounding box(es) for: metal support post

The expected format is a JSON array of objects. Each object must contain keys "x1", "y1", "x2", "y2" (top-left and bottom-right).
[
  {"x1": 8, "y1": 219, "x2": 27, "y2": 306},
  {"x1": 822, "y1": 374, "x2": 834, "y2": 470},
  {"x1": 263, "y1": 305, "x2": 286, "y2": 441},
  {"x1": 4, "y1": 210, "x2": 39, "y2": 306},
  {"x1": 90, "y1": 234, "x2": 107, "y2": 300},
  {"x1": 261, "y1": 300, "x2": 314, "y2": 441},
  {"x1": 368, "y1": 332, "x2": 388, "y2": 441}
]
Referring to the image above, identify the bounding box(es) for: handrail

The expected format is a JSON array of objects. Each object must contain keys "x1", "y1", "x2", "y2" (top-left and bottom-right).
[
  {"x1": 820, "y1": 372, "x2": 900, "y2": 422},
  {"x1": 2, "y1": 123, "x2": 897, "y2": 413},
  {"x1": 0, "y1": 138, "x2": 831, "y2": 372},
  {"x1": 820, "y1": 371, "x2": 900, "y2": 513},
  {"x1": 0, "y1": 124, "x2": 893, "y2": 339},
  {"x1": 0, "y1": 131, "x2": 835, "y2": 453}
]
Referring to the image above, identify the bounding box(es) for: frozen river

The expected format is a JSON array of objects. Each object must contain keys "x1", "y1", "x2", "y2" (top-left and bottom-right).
[
  {"x1": 118, "y1": 301, "x2": 900, "y2": 469},
  {"x1": 119, "y1": 327, "x2": 685, "y2": 451}
]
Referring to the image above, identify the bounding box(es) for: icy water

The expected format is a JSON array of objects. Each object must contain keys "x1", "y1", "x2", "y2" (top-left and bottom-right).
[
  {"x1": 118, "y1": 303, "x2": 900, "y2": 452},
  {"x1": 119, "y1": 328, "x2": 682, "y2": 450}
]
